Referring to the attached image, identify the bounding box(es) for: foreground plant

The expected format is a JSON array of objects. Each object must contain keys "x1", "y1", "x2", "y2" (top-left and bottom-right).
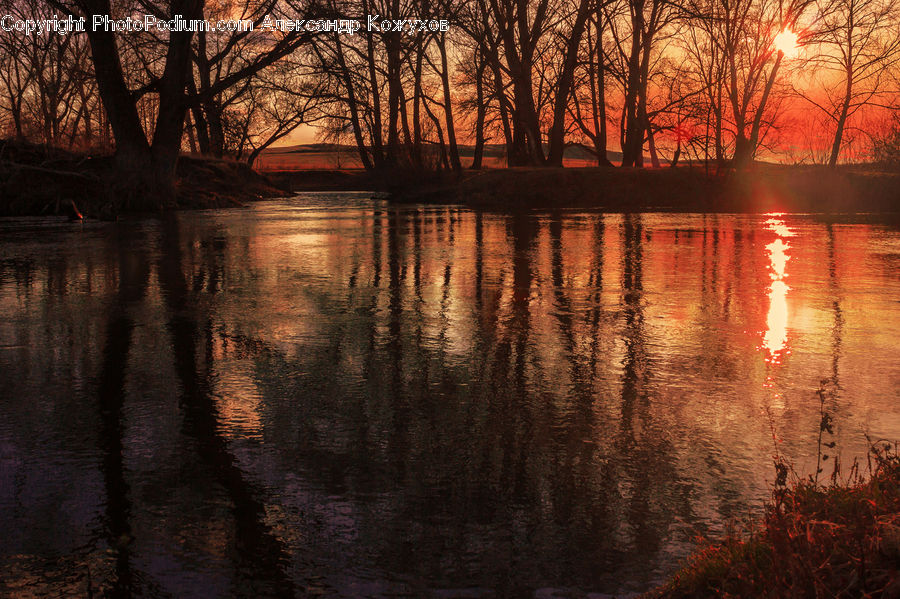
[{"x1": 649, "y1": 439, "x2": 900, "y2": 598}]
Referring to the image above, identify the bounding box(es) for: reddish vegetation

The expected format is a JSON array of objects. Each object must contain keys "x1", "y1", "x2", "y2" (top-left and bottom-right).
[{"x1": 646, "y1": 445, "x2": 900, "y2": 598}]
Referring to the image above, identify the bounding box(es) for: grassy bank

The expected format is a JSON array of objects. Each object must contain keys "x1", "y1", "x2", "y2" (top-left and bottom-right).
[
  {"x1": 273, "y1": 163, "x2": 900, "y2": 213},
  {"x1": 645, "y1": 445, "x2": 900, "y2": 598},
  {"x1": 4, "y1": 138, "x2": 899, "y2": 217},
  {"x1": 389, "y1": 165, "x2": 900, "y2": 213},
  {"x1": 0, "y1": 140, "x2": 285, "y2": 218},
  {"x1": 266, "y1": 166, "x2": 455, "y2": 194}
]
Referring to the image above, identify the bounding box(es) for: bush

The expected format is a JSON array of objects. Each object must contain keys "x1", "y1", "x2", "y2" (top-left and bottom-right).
[
  {"x1": 648, "y1": 383, "x2": 900, "y2": 598},
  {"x1": 872, "y1": 115, "x2": 900, "y2": 170},
  {"x1": 649, "y1": 442, "x2": 900, "y2": 598}
]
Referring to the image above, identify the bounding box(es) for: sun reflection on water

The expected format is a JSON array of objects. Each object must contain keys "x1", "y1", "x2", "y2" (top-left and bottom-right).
[
  {"x1": 764, "y1": 216, "x2": 796, "y2": 239},
  {"x1": 763, "y1": 217, "x2": 792, "y2": 363}
]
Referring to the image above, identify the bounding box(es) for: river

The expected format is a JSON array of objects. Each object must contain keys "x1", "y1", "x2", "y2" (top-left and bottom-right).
[{"x1": 1, "y1": 194, "x2": 899, "y2": 597}]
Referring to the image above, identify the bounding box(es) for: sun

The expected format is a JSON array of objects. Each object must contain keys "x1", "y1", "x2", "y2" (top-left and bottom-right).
[{"x1": 773, "y1": 29, "x2": 800, "y2": 58}]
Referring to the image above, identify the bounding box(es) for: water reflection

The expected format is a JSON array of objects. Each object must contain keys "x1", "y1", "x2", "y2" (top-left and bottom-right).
[
  {"x1": 763, "y1": 216, "x2": 793, "y2": 363},
  {"x1": 1, "y1": 200, "x2": 899, "y2": 597},
  {"x1": 764, "y1": 239, "x2": 790, "y2": 360},
  {"x1": 96, "y1": 224, "x2": 150, "y2": 597}
]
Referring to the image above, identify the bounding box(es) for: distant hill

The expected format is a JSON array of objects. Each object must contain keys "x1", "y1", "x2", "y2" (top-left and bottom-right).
[{"x1": 263, "y1": 143, "x2": 350, "y2": 154}]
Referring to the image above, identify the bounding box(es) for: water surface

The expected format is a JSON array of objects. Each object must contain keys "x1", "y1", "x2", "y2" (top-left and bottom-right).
[{"x1": 1, "y1": 195, "x2": 899, "y2": 597}]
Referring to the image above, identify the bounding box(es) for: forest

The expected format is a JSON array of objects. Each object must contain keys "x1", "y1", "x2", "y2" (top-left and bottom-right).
[{"x1": 1, "y1": 0, "x2": 899, "y2": 208}]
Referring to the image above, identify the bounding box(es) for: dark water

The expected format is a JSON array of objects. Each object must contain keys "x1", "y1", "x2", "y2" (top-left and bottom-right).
[{"x1": 1, "y1": 194, "x2": 899, "y2": 597}]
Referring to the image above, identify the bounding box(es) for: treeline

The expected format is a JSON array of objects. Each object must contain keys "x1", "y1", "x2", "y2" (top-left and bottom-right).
[{"x1": 1, "y1": 0, "x2": 899, "y2": 205}]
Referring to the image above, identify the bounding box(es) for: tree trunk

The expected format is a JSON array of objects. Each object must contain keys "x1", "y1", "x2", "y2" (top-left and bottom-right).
[
  {"x1": 82, "y1": 1, "x2": 154, "y2": 205},
  {"x1": 737, "y1": 51, "x2": 782, "y2": 171},
  {"x1": 150, "y1": 1, "x2": 201, "y2": 202},
  {"x1": 591, "y1": 14, "x2": 613, "y2": 167},
  {"x1": 472, "y1": 56, "x2": 487, "y2": 170},
  {"x1": 547, "y1": 0, "x2": 591, "y2": 167},
  {"x1": 82, "y1": 1, "x2": 150, "y2": 161},
  {"x1": 828, "y1": 67, "x2": 853, "y2": 168},
  {"x1": 671, "y1": 138, "x2": 681, "y2": 168},
  {"x1": 187, "y1": 78, "x2": 210, "y2": 153},
  {"x1": 196, "y1": 32, "x2": 224, "y2": 158},
  {"x1": 621, "y1": 11, "x2": 643, "y2": 167},
  {"x1": 362, "y1": 0, "x2": 385, "y2": 169},
  {"x1": 647, "y1": 119, "x2": 660, "y2": 168},
  {"x1": 714, "y1": 79, "x2": 724, "y2": 163},
  {"x1": 510, "y1": 68, "x2": 545, "y2": 164},
  {"x1": 438, "y1": 33, "x2": 462, "y2": 173},
  {"x1": 399, "y1": 84, "x2": 414, "y2": 159},
  {"x1": 81, "y1": 0, "x2": 201, "y2": 208},
  {"x1": 386, "y1": 39, "x2": 402, "y2": 167},
  {"x1": 334, "y1": 34, "x2": 374, "y2": 170},
  {"x1": 488, "y1": 55, "x2": 516, "y2": 165},
  {"x1": 412, "y1": 35, "x2": 425, "y2": 169}
]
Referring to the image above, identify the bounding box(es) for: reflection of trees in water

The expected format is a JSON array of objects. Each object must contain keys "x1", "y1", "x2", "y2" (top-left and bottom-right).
[
  {"x1": 96, "y1": 225, "x2": 150, "y2": 596},
  {"x1": 615, "y1": 214, "x2": 680, "y2": 565},
  {"x1": 205, "y1": 209, "x2": 702, "y2": 592},
  {"x1": 2, "y1": 209, "x2": 893, "y2": 596},
  {"x1": 386, "y1": 208, "x2": 409, "y2": 485},
  {"x1": 2, "y1": 210, "x2": 793, "y2": 595},
  {"x1": 826, "y1": 224, "x2": 844, "y2": 390},
  {"x1": 154, "y1": 217, "x2": 294, "y2": 597},
  {"x1": 545, "y1": 214, "x2": 619, "y2": 574},
  {"x1": 0, "y1": 232, "x2": 144, "y2": 596},
  {"x1": 0, "y1": 256, "x2": 36, "y2": 291},
  {"x1": 818, "y1": 223, "x2": 844, "y2": 459}
]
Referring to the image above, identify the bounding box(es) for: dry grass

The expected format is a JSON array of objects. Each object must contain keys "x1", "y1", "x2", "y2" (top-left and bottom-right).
[
  {"x1": 647, "y1": 443, "x2": 900, "y2": 598},
  {"x1": 0, "y1": 140, "x2": 286, "y2": 217}
]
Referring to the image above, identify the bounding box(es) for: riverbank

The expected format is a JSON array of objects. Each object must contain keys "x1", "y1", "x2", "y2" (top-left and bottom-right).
[
  {"x1": 0, "y1": 140, "x2": 284, "y2": 218},
  {"x1": 3, "y1": 139, "x2": 898, "y2": 217},
  {"x1": 271, "y1": 163, "x2": 900, "y2": 213},
  {"x1": 405, "y1": 165, "x2": 900, "y2": 213},
  {"x1": 644, "y1": 446, "x2": 900, "y2": 598}
]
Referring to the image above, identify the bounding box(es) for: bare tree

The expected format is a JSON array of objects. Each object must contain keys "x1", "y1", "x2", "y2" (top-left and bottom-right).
[
  {"x1": 46, "y1": 0, "x2": 312, "y2": 207},
  {"x1": 802, "y1": 0, "x2": 900, "y2": 165},
  {"x1": 0, "y1": 0, "x2": 97, "y2": 147}
]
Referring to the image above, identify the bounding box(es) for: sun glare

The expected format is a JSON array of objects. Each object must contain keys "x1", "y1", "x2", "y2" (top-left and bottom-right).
[
  {"x1": 762, "y1": 218, "x2": 793, "y2": 363},
  {"x1": 773, "y1": 29, "x2": 800, "y2": 58}
]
